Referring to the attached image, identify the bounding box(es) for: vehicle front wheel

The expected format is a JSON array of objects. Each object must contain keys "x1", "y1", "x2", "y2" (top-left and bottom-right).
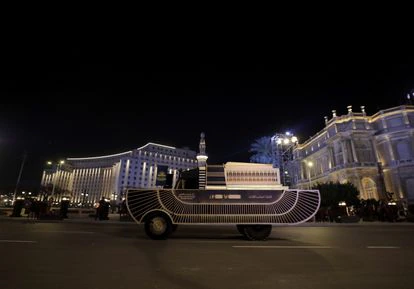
[
  {"x1": 243, "y1": 225, "x2": 272, "y2": 241},
  {"x1": 144, "y1": 214, "x2": 173, "y2": 240},
  {"x1": 172, "y1": 224, "x2": 178, "y2": 232}
]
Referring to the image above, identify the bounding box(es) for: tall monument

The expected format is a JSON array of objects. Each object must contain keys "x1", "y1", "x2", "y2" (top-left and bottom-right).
[{"x1": 196, "y1": 132, "x2": 208, "y2": 189}]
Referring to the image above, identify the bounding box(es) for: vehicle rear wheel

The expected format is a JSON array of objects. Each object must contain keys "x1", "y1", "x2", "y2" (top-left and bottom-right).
[
  {"x1": 144, "y1": 214, "x2": 173, "y2": 240},
  {"x1": 243, "y1": 225, "x2": 272, "y2": 241}
]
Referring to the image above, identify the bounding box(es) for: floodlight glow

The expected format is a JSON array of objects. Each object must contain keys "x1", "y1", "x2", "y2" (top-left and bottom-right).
[
  {"x1": 286, "y1": 131, "x2": 291, "y2": 136},
  {"x1": 47, "y1": 161, "x2": 52, "y2": 165},
  {"x1": 276, "y1": 139, "x2": 282, "y2": 144},
  {"x1": 60, "y1": 160, "x2": 65, "y2": 164},
  {"x1": 291, "y1": 136, "x2": 298, "y2": 143},
  {"x1": 307, "y1": 161, "x2": 313, "y2": 167},
  {"x1": 283, "y1": 138, "x2": 290, "y2": 144}
]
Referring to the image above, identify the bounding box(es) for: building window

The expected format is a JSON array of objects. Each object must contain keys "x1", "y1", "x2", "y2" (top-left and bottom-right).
[
  {"x1": 362, "y1": 177, "x2": 378, "y2": 200},
  {"x1": 396, "y1": 141, "x2": 412, "y2": 161}
]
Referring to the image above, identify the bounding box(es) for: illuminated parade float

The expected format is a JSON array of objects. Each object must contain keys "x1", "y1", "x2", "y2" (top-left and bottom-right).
[{"x1": 126, "y1": 133, "x2": 320, "y2": 240}]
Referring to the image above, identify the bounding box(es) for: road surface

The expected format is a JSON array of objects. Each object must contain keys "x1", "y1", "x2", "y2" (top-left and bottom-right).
[{"x1": 1, "y1": 219, "x2": 413, "y2": 289}]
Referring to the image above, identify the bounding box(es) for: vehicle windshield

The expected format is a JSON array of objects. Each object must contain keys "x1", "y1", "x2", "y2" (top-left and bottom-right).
[{"x1": 174, "y1": 168, "x2": 199, "y2": 189}]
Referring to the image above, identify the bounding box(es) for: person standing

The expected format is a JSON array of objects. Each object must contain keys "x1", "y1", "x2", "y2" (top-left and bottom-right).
[
  {"x1": 94, "y1": 201, "x2": 100, "y2": 220},
  {"x1": 98, "y1": 197, "x2": 107, "y2": 220}
]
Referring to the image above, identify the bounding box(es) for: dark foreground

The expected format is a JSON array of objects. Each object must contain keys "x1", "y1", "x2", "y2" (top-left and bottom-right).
[{"x1": 1, "y1": 219, "x2": 414, "y2": 289}]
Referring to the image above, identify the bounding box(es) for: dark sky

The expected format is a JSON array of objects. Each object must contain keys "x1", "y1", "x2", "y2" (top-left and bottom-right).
[{"x1": 1, "y1": 40, "x2": 413, "y2": 191}]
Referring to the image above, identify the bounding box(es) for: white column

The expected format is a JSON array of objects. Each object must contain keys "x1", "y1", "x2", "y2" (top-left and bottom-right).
[
  {"x1": 371, "y1": 139, "x2": 380, "y2": 162},
  {"x1": 142, "y1": 162, "x2": 147, "y2": 188},
  {"x1": 173, "y1": 169, "x2": 178, "y2": 188},
  {"x1": 403, "y1": 110, "x2": 410, "y2": 126},
  {"x1": 350, "y1": 139, "x2": 358, "y2": 162},
  {"x1": 149, "y1": 166, "x2": 153, "y2": 188},
  {"x1": 386, "y1": 137, "x2": 396, "y2": 162},
  {"x1": 327, "y1": 146, "x2": 334, "y2": 169},
  {"x1": 300, "y1": 162, "x2": 305, "y2": 180},
  {"x1": 153, "y1": 165, "x2": 158, "y2": 187},
  {"x1": 380, "y1": 111, "x2": 388, "y2": 130},
  {"x1": 341, "y1": 141, "x2": 348, "y2": 164}
]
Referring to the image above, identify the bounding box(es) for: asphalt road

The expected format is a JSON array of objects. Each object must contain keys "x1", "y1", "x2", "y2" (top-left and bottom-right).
[{"x1": 1, "y1": 219, "x2": 414, "y2": 289}]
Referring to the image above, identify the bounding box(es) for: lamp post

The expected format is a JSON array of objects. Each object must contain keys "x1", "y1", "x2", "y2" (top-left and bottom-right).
[
  {"x1": 338, "y1": 201, "x2": 348, "y2": 217},
  {"x1": 271, "y1": 132, "x2": 298, "y2": 186},
  {"x1": 307, "y1": 161, "x2": 313, "y2": 190},
  {"x1": 81, "y1": 191, "x2": 89, "y2": 207},
  {"x1": 47, "y1": 160, "x2": 65, "y2": 200},
  {"x1": 12, "y1": 151, "x2": 27, "y2": 204}
]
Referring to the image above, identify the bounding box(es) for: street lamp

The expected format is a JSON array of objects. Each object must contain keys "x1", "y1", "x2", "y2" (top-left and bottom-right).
[
  {"x1": 47, "y1": 160, "x2": 65, "y2": 200},
  {"x1": 338, "y1": 201, "x2": 348, "y2": 216},
  {"x1": 307, "y1": 161, "x2": 313, "y2": 189},
  {"x1": 81, "y1": 191, "x2": 89, "y2": 207},
  {"x1": 12, "y1": 151, "x2": 27, "y2": 204},
  {"x1": 271, "y1": 132, "x2": 299, "y2": 186}
]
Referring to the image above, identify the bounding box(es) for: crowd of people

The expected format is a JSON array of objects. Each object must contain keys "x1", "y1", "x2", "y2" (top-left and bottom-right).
[
  {"x1": 13, "y1": 196, "x2": 124, "y2": 220},
  {"x1": 94, "y1": 198, "x2": 129, "y2": 221},
  {"x1": 94, "y1": 197, "x2": 110, "y2": 220},
  {"x1": 316, "y1": 199, "x2": 408, "y2": 222},
  {"x1": 19, "y1": 197, "x2": 59, "y2": 219}
]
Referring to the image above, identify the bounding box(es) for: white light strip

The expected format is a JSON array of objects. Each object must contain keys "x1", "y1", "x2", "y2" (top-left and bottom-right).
[
  {"x1": 34, "y1": 231, "x2": 95, "y2": 234},
  {"x1": 232, "y1": 246, "x2": 333, "y2": 249},
  {"x1": 370, "y1": 106, "x2": 414, "y2": 121},
  {"x1": 0, "y1": 240, "x2": 37, "y2": 243},
  {"x1": 136, "y1": 142, "x2": 176, "y2": 150},
  {"x1": 366, "y1": 246, "x2": 399, "y2": 249},
  {"x1": 68, "y1": 151, "x2": 132, "y2": 160}
]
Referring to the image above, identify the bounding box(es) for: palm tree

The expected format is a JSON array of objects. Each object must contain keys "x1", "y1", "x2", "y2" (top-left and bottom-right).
[{"x1": 249, "y1": 136, "x2": 273, "y2": 164}]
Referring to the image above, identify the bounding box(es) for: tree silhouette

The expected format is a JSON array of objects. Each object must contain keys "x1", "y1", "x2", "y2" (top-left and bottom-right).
[
  {"x1": 249, "y1": 136, "x2": 273, "y2": 164},
  {"x1": 314, "y1": 182, "x2": 360, "y2": 208}
]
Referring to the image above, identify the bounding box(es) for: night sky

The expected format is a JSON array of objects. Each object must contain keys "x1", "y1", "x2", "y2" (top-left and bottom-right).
[{"x1": 1, "y1": 42, "x2": 413, "y2": 191}]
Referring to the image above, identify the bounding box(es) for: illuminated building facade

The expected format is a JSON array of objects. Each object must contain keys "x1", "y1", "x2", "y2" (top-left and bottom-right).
[
  {"x1": 289, "y1": 105, "x2": 414, "y2": 203},
  {"x1": 41, "y1": 143, "x2": 197, "y2": 205}
]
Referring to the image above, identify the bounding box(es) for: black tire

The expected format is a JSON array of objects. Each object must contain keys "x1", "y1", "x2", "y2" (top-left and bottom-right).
[
  {"x1": 236, "y1": 225, "x2": 246, "y2": 236},
  {"x1": 172, "y1": 224, "x2": 178, "y2": 232},
  {"x1": 243, "y1": 225, "x2": 272, "y2": 241},
  {"x1": 144, "y1": 213, "x2": 173, "y2": 240}
]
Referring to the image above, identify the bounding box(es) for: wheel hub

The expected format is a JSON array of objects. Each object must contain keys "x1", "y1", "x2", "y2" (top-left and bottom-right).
[{"x1": 151, "y1": 217, "x2": 166, "y2": 234}]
